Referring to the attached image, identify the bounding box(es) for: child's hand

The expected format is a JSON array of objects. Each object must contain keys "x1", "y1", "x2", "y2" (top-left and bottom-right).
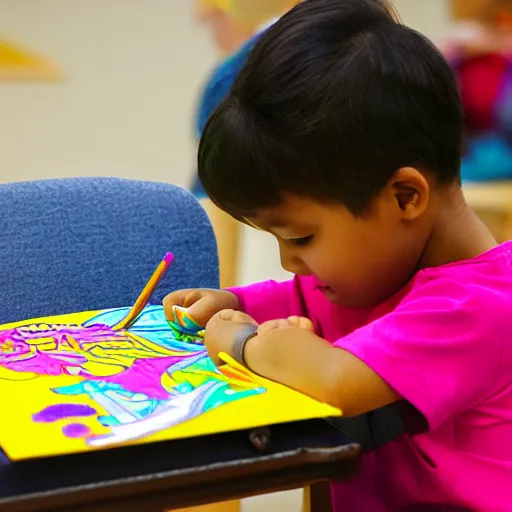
[
  {"x1": 204, "y1": 309, "x2": 258, "y2": 366},
  {"x1": 163, "y1": 288, "x2": 239, "y2": 327},
  {"x1": 203, "y1": 312, "x2": 315, "y2": 367},
  {"x1": 258, "y1": 316, "x2": 315, "y2": 335}
]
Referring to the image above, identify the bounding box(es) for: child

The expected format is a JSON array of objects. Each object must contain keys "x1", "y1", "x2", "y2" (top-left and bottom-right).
[{"x1": 166, "y1": 0, "x2": 512, "y2": 510}]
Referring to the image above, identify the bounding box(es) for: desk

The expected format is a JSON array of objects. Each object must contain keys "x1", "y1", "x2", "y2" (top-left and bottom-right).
[
  {"x1": 0, "y1": 418, "x2": 360, "y2": 512},
  {"x1": 463, "y1": 181, "x2": 512, "y2": 241}
]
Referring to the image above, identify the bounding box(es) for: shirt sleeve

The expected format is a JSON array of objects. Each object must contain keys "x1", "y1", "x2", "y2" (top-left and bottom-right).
[
  {"x1": 334, "y1": 275, "x2": 502, "y2": 431},
  {"x1": 229, "y1": 276, "x2": 309, "y2": 324}
]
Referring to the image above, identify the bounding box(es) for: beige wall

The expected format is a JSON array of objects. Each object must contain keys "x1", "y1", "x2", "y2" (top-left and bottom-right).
[
  {"x1": 0, "y1": 1, "x2": 454, "y2": 287},
  {"x1": 0, "y1": 0, "x2": 451, "y2": 189},
  {"x1": 0, "y1": 0, "x2": 217, "y2": 187},
  {"x1": 393, "y1": 0, "x2": 451, "y2": 37}
]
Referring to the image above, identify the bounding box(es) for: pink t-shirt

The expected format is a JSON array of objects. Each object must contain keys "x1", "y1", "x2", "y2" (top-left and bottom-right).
[{"x1": 230, "y1": 241, "x2": 512, "y2": 511}]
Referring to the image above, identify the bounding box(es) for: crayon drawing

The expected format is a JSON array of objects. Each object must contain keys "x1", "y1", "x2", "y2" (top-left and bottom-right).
[
  {"x1": 0, "y1": 305, "x2": 268, "y2": 457},
  {"x1": 0, "y1": 306, "x2": 340, "y2": 462}
]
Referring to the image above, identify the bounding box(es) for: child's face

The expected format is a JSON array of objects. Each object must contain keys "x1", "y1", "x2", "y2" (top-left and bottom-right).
[{"x1": 245, "y1": 170, "x2": 433, "y2": 307}]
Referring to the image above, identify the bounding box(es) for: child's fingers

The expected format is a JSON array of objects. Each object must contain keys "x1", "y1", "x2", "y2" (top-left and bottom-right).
[
  {"x1": 163, "y1": 289, "x2": 199, "y2": 320},
  {"x1": 300, "y1": 318, "x2": 315, "y2": 331},
  {"x1": 286, "y1": 316, "x2": 302, "y2": 327},
  {"x1": 286, "y1": 316, "x2": 315, "y2": 332},
  {"x1": 187, "y1": 295, "x2": 227, "y2": 327},
  {"x1": 257, "y1": 319, "x2": 287, "y2": 335},
  {"x1": 258, "y1": 317, "x2": 314, "y2": 335},
  {"x1": 257, "y1": 320, "x2": 277, "y2": 335},
  {"x1": 218, "y1": 309, "x2": 257, "y2": 325}
]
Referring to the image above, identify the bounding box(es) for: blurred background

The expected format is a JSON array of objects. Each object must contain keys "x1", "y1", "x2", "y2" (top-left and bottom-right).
[
  {"x1": 0, "y1": 0, "x2": 458, "y2": 288},
  {"x1": 2, "y1": 0, "x2": 510, "y2": 294},
  {"x1": 0, "y1": 0, "x2": 448, "y2": 188},
  {"x1": 0, "y1": 1, "x2": 510, "y2": 509}
]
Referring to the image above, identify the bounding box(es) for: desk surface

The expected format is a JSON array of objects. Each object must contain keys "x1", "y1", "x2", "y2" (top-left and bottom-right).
[
  {"x1": 0, "y1": 418, "x2": 360, "y2": 512},
  {"x1": 463, "y1": 180, "x2": 512, "y2": 209}
]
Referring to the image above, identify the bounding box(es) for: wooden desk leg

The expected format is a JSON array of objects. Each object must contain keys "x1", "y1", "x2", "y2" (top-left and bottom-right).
[
  {"x1": 200, "y1": 199, "x2": 241, "y2": 289},
  {"x1": 303, "y1": 482, "x2": 333, "y2": 512},
  {"x1": 169, "y1": 500, "x2": 240, "y2": 512},
  {"x1": 302, "y1": 486, "x2": 311, "y2": 512},
  {"x1": 507, "y1": 204, "x2": 512, "y2": 241}
]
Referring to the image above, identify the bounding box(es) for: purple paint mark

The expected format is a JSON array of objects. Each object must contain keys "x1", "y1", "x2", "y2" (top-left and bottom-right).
[
  {"x1": 62, "y1": 423, "x2": 90, "y2": 438},
  {"x1": 33, "y1": 403, "x2": 97, "y2": 423}
]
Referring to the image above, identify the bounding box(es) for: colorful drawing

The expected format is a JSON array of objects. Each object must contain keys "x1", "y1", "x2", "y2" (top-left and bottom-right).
[
  {"x1": 0, "y1": 305, "x2": 266, "y2": 450},
  {"x1": 0, "y1": 306, "x2": 340, "y2": 462}
]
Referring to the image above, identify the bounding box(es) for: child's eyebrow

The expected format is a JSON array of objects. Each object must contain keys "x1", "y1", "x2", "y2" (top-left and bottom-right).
[{"x1": 265, "y1": 215, "x2": 292, "y2": 228}]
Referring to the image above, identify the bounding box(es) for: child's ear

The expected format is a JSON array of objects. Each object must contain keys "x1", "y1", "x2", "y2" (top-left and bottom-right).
[{"x1": 389, "y1": 167, "x2": 430, "y2": 221}]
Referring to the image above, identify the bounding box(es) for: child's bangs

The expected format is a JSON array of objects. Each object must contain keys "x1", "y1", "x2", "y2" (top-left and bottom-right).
[{"x1": 198, "y1": 98, "x2": 294, "y2": 219}]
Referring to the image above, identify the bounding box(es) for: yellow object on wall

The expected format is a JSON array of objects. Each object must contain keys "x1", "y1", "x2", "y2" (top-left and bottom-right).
[{"x1": 0, "y1": 38, "x2": 63, "y2": 81}]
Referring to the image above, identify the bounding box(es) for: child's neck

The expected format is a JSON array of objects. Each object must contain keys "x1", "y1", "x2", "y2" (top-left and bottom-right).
[{"x1": 418, "y1": 188, "x2": 498, "y2": 270}]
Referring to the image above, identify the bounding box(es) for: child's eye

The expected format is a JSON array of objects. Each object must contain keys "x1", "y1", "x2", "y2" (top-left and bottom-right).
[{"x1": 287, "y1": 235, "x2": 313, "y2": 246}]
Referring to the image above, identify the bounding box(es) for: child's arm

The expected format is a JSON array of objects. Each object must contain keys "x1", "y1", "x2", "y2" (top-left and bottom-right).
[
  {"x1": 243, "y1": 324, "x2": 400, "y2": 416},
  {"x1": 229, "y1": 275, "x2": 311, "y2": 323},
  {"x1": 204, "y1": 311, "x2": 399, "y2": 416},
  {"x1": 205, "y1": 277, "x2": 501, "y2": 424},
  {"x1": 163, "y1": 275, "x2": 311, "y2": 327}
]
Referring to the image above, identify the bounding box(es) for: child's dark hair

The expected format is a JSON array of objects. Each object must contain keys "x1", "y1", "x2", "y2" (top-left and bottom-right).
[{"x1": 198, "y1": 0, "x2": 463, "y2": 217}]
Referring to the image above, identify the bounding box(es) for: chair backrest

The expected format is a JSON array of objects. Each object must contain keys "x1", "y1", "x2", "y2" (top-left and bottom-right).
[{"x1": 0, "y1": 178, "x2": 219, "y2": 324}]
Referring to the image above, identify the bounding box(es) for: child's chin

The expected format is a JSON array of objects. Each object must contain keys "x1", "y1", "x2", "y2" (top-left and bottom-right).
[{"x1": 318, "y1": 286, "x2": 337, "y2": 303}]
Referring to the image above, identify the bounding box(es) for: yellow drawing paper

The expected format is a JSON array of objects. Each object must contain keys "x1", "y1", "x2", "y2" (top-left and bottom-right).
[{"x1": 0, "y1": 305, "x2": 340, "y2": 462}]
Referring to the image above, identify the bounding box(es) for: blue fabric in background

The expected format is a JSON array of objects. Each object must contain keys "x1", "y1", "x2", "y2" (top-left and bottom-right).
[
  {"x1": 0, "y1": 178, "x2": 219, "y2": 324},
  {"x1": 196, "y1": 35, "x2": 259, "y2": 139},
  {"x1": 192, "y1": 35, "x2": 260, "y2": 198},
  {"x1": 462, "y1": 133, "x2": 512, "y2": 183}
]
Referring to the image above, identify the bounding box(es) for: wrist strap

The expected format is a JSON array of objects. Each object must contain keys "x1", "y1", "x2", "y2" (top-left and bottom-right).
[{"x1": 232, "y1": 324, "x2": 258, "y2": 368}]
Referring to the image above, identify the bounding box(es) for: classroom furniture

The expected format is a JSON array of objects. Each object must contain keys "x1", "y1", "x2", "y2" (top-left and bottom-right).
[
  {"x1": 201, "y1": 198, "x2": 241, "y2": 289},
  {"x1": 0, "y1": 177, "x2": 219, "y2": 324},
  {"x1": 0, "y1": 418, "x2": 360, "y2": 511},
  {"x1": 0, "y1": 178, "x2": 359, "y2": 511},
  {"x1": 463, "y1": 181, "x2": 512, "y2": 242}
]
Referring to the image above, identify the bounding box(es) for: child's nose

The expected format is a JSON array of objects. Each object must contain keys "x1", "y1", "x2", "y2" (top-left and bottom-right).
[{"x1": 279, "y1": 248, "x2": 310, "y2": 277}]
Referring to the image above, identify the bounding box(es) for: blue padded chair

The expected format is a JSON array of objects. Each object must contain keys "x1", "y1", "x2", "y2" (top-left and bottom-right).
[{"x1": 0, "y1": 177, "x2": 219, "y2": 324}]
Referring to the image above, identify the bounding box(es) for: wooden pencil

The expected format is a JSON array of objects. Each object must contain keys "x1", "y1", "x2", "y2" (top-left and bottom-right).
[{"x1": 113, "y1": 252, "x2": 174, "y2": 331}]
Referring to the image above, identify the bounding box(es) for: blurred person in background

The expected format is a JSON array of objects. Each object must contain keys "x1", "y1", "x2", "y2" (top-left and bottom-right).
[
  {"x1": 192, "y1": 0, "x2": 299, "y2": 288},
  {"x1": 195, "y1": 0, "x2": 252, "y2": 55},
  {"x1": 439, "y1": 0, "x2": 512, "y2": 184}
]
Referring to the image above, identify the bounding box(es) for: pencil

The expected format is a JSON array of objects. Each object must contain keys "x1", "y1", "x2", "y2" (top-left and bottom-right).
[{"x1": 113, "y1": 252, "x2": 174, "y2": 331}]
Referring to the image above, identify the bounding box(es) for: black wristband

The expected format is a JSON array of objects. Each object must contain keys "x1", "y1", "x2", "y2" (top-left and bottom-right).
[{"x1": 232, "y1": 323, "x2": 258, "y2": 368}]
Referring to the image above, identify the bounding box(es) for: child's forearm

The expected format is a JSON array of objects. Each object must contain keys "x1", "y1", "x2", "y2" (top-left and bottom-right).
[
  {"x1": 243, "y1": 328, "x2": 400, "y2": 416},
  {"x1": 229, "y1": 276, "x2": 307, "y2": 323}
]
